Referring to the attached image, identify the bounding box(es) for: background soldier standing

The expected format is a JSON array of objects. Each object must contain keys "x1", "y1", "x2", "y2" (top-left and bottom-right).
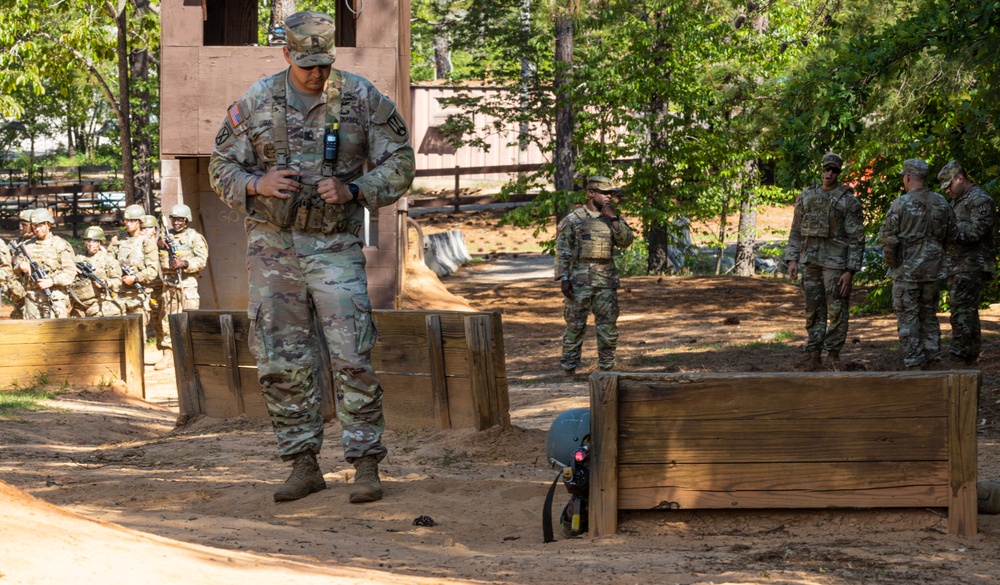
[
  {"x1": 1, "y1": 236, "x2": 25, "y2": 315},
  {"x1": 555, "y1": 176, "x2": 634, "y2": 374},
  {"x1": 785, "y1": 153, "x2": 865, "y2": 371},
  {"x1": 69, "y1": 226, "x2": 123, "y2": 317},
  {"x1": 14, "y1": 209, "x2": 76, "y2": 319},
  {"x1": 209, "y1": 11, "x2": 415, "y2": 505},
  {"x1": 880, "y1": 158, "x2": 956, "y2": 370},
  {"x1": 937, "y1": 160, "x2": 995, "y2": 366},
  {"x1": 7, "y1": 209, "x2": 35, "y2": 319},
  {"x1": 110, "y1": 204, "x2": 159, "y2": 348},
  {"x1": 153, "y1": 203, "x2": 208, "y2": 370}
]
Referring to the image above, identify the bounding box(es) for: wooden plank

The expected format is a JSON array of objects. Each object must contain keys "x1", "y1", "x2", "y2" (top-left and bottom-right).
[
  {"x1": 465, "y1": 314, "x2": 497, "y2": 430},
  {"x1": 0, "y1": 364, "x2": 123, "y2": 389},
  {"x1": 238, "y1": 368, "x2": 268, "y2": 419},
  {"x1": 196, "y1": 365, "x2": 245, "y2": 419},
  {"x1": 380, "y1": 373, "x2": 440, "y2": 430},
  {"x1": 491, "y1": 312, "x2": 511, "y2": 425},
  {"x1": 617, "y1": 373, "x2": 948, "y2": 420},
  {"x1": 122, "y1": 314, "x2": 145, "y2": 399},
  {"x1": 426, "y1": 314, "x2": 450, "y2": 429},
  {"x1": 0, "y1": 317, "x2": 138, "y2": 344},
  {"x1": 617, "y1": 461, "x2": 949, "y2": 492},
  {"x1": 0, "y1": 340, "x2": 128, "y2": 367},
  {"x1": 220, "y1": 314, "x2": 245, "y2": 415},
  {"x1": 949, "y1": 372, "x2": 979, "y2": 537},
  {"x1": 589, "y1": 373, "x2": 619, "y2": 538},
  {"x1": 170, "y1": 312, "x2": 202, "y2": 418},
  {"x1": 617, "y1": 418, "x2": 947, "y2": 464},
  {"x1": 618, "y1": 485, "x2": 949, "y2": 510}
]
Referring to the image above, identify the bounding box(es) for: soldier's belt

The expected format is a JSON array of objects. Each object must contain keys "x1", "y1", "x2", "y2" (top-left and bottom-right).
[
  {"x1": 254, "y1": 183, "x2": 360, "y2": 235},
  {"x1": 580, "y1": 257, "x2": 613, "y2": 264}
]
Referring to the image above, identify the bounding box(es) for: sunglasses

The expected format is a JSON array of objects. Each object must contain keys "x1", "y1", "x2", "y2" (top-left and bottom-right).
[{"x1": 298, "y1": 63, "x2": 332, "y2": 72}]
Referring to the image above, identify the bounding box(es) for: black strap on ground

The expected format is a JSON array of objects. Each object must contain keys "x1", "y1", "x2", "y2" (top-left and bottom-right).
[{"x1": 542, "y1": 472, "x2": 562, "y2": 543}]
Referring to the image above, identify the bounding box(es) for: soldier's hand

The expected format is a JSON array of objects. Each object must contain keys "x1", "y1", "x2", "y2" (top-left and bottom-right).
[
  {"x1": 601, "y1": 202, "x2": 617, "y2": 219},
  {"x1": 170, "y1": 258, "x2": 187, "y2": 271},
  {"x1": 19, "y1": 261, "x2": 30, "y2": 274},
  {"x1": 561, "y1": 279, "x2": 573, "y2": 299},
  {"x1": 787, "y1": 260, "x2": 798, "y2": 280},
  {"x1": 37, "y1": 278, "x2": 53, "y2": 289},
  {"x1": 838, "y1": 271, "x2": 853, "y2": 298},
  {"x1": 317, "y1": 177, "x2": 352, "y2": 205},
  {"x1": 123, "y1": 274, "x2": 136, "y2": 286},
  {"x1": 256, "y1": 169, "x2": 301, "y2": 199},
  {"x1": 157, "y1": 237, "x2": 168, "y2": 250}
]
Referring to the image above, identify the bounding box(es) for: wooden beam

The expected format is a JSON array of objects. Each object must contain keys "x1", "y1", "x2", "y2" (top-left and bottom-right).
[
  {"x1": 122, "y1": 314, "x2": 145, "y2": 399},
  {"x1": 220, "y1": 314, "x2": 245, "y2": 415},
  {"x1": 464, "y1": 314, "x2": 497, "y2": 430},
  {"x1": 170, "y1": 312, "x2": 202, "y2": 418},
  {"x1": 949, "y1": 372, "x2": 979, "y2": 537},
  {"x1": 589, "y1": 372, "x2": 619, "y2": 538},
  {"x1": 426, "y1": 314, "x2": 450, "y2": 430}
]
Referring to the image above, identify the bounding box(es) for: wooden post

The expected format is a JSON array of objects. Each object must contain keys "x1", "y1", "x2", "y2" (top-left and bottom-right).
[
  {"x1": 464, "y1": 314, "x2": 497, "y2": 430},
  {"x1": 949, "y1": 372, "x2": 979, "y2": 536},
  {"x1": 589, "y1": 372, "x2": 619, "y2": 538},
  {"x1": 122, "y1": 314, "x2": 145, "y2": 398},
  {"x1": 170, "y1": 312, "x2": 202, "y2": 418},
  {"x1": 220, "y1": 314, "x2": 245, "y2": 416},
  {"x1": 453, "y1": 165, "x2": 461, "y2": 213},
  {"x1": 426, "y1": 314, "x2": 451, "y2": 429}
]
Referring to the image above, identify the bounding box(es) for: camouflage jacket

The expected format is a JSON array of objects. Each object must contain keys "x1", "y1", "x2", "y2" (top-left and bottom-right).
[
  {"x1": 786, "y1": 183, "x2": 865, "y2": 272},
  {"x1": 879, "y1": 187, "x2": 956, "y2": 282},
  {"x1": 110, "y1": 234, "x2": 159, "y2": 284},
  {"x1": 70, "y1": 249, "x2": 123, "y2": 304},
  {"x1": 947, "y1": 184, "x2": 995, "y2": 276},
  {"x1": 14, "y1": 235, "x2": 77, "y2": 291},
  {"x1": 0, "y1": 237, "x2": 24, "y2": 300},
  {"x1": 555, "y1": 206, "x2": 634, "y2": 289},
  {"x1": 208, "y1": 67, "x2": 415, "y2": 234},
  {"x1": 158, "y1": 227, "x2": 209, "y2": 277}
]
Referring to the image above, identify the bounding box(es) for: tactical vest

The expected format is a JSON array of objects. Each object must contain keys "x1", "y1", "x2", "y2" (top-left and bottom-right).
[
  {"x1": 578, "y1": 213, "x2": 613, "y2": 261},
  {"x1": 799, "y1": 184, "x2": 850, "y2": 237},
  {"x1": 253, "y1": 69, "x2": 362, "y2": 235}
]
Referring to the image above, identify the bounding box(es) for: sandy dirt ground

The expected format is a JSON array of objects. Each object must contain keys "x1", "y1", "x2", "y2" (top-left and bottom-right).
[{"x1": 3, "y1": 205, "x2": 1000, "y2": 584}]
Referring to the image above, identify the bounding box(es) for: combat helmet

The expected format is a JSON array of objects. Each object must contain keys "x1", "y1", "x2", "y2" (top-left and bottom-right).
[
  {"x1": 142, "y1": 214, "x2": 157, "y2": 229},
  {"x1": 124, "y1": 204, "x2": 146, "y2": 220},
  {"x1": 544, "y1": 408, "x2": 592, "y2": 539},
  {"x1": 83, "y1": 226, "x2": 106, "y2": 242},
  {"x1": 169, "y1": 203, "x2": 193, "y2": 222},
  {"x1": 30, "y1": 208, "x2": 54, "y2": 224},
  {"x1": 19, "y1": 209, "x2": 34, "y2": 223},
  {"x1": 546, "y1": 408, "x2": 591, "y2": 469}
]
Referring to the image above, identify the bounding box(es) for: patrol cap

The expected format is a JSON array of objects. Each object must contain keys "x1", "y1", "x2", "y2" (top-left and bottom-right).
[
  {"x1": 285, "y1": 12, "x2": 336, "y2": 67},
  {"x1": 19, "y1": 209, "x2": 34, "y2": 222},
  {"x1": 83, "y1": 226, "x2": 106, "y2": 242},
  {"x1": 30, "y1": 208, "x2": 54, "y2": 224},
  {"x1": 822, "y1": 152, "x2": 843, "y2": 171},
  {"x1": 937, "y1": 160, "x2": 963, "y2": 190},
  {"x1": 142, "y1": 214, "x2": 157, "y2": 229},
  {"x1": 900, "y1": 158, "x2": 929, "y2": 177},
  {"x1": 586, "y1": 176, "x2": 618, "y2": 193}
]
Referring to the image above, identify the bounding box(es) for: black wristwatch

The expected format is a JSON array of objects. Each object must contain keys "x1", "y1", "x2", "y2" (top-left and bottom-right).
[{"x1": 348, "y1": 182, "x2": 360, "y2": 203}]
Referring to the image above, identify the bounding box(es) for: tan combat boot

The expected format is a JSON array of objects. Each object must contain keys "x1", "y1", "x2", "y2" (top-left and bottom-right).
[
  {"x1": 273, "y1": 451, "x2": 327, "y2": 503},
  {"x1": 798, "y1": 351, "x2": 822, "y2": 372},
  {"x1": 153, "y1": 348, "x2": 173, "y2": 371},
  {"x1": 349, "y1": 455, "x2": 383, "y2": 503},
  {"x1": 827, "y1": 350, "x2": 841, "y2": 372}
]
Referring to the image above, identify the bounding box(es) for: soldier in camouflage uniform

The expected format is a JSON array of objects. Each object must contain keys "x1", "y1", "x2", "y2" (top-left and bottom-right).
[
  {"x1": 69, "y1": 226, "x2": 123, "y2": 317},
  {"x1": 13, "y1": 209, "x2": 76, "y2": 319},
  {"x1": 208, "y1": 11, "x2": 414, "y2": 504},
  {"x1": 153, "y1": 204, "x2": 209, "y2": 370},
  {"x1": 880, "y1": 159, "x2": 956, "y2": 370},
  {"x1": 110, "y1": 204, "x2": 159, "y2": 339},
  {"x1": 7, "y1": 209, "x2": 35, "y2": 319},
  {"x1": 785, "y1": 153, "x2": 865, "y2": 371},
  {"x1": 1, "y1": 236, "x2": 25, "y2": 315},
  {"x1": 937, "y1": 161, "x2": 995, "y2": 366},
  {"x1": 555, "y1": 176, "x2": 634, "y2": 374}
]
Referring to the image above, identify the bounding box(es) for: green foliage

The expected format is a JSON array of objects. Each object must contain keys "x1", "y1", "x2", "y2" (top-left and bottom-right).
[
  {"x1": 614, "y1": 237, "x2": 648, "y2": 277},
  {"x1": 0, "y1": 375, "x2": 61, "y2": 416}
]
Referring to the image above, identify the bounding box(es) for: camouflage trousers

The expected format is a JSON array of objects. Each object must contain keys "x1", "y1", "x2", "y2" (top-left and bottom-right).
[
  {"x1": 70, "y1": 297, "x2": 124, "y2": 318},
  {"x1": 948, "y1": 271, "x2": 988, "y2": 361},
  {"x1": 155, "y1": 278, "x2": 200, "y2": 350},
  {"x1": 119, "y1": 288, "x2": 152, "y2": 344},
  {"x1": 800, "y1": 264, "x2": 852, "y2": 353},
  {"x1": 561, "y1": 285, "x2": 620, "y2": 371},
  {"x1": 247, "y1": 226, "x2": 386, "y2": 463},
  {"x1": 23, "y1": 289, "x2": 71, "y2": 319},
  {"x1": 892, "y1": 280, "x2": 943, "y2": 368}
]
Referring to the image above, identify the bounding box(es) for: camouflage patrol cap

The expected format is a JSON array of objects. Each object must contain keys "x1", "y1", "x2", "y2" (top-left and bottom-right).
[
  {"x1": 30, "y1": 208, "x2": 54, "y2": 224},
  {"x1": 142, "y1": 214, "x2": 157, "y2": 229},
  {"x1": 937, "y1": 160, "x2": 963, "y2": 190},
  {"x1": 822, "y1": 152, "x2": 843, "y2": 171},
  {"x1": 586, "y1": 176, "x2": 618, "y2": 193},
  {"x1": 83, "y1": 226, "x2": 106, "y2": 242},
  {"x1": 285, "y1": 12, "x2": 336, "y2": 67},
  {"x1": 18, "y1": 209, "x2": 34, "y2": 222},
  {"x1": 900, "y1": 158, "x2": 929, "y2": 177}
]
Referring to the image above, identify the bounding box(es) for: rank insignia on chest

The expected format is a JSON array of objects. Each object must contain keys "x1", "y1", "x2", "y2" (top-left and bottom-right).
[{"x1": 228, "y1": 103, "x2": 245, "y2": 127}]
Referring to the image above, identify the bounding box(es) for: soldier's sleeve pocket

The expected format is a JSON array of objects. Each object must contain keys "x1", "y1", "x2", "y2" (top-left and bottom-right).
[
  {"x1": 371, "y1": 95, "x2": 408, "y2": 143},
  {"x1": 352, "y1": 294, "x2": 378, "y2": 355}
]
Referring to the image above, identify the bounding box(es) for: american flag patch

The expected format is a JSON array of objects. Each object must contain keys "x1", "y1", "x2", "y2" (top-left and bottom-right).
[{"x1": 228, "y1": 103, "x2": 244, "y2": 127}]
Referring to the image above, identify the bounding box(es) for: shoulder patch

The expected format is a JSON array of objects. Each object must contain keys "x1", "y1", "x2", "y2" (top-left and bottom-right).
[
  {"x1": 228, "y1": 103, "x2": 245, "y2": 127},
  {"x1": 372, "y1": 95, "x2": 408, "y2": 141},
  {"x1": 215, "y1": 124, "x2": 232, "y2": 146}
]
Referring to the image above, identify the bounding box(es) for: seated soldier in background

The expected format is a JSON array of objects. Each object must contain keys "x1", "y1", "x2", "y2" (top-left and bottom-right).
[{"x1": 69, "y1": 226, "x2": 123, "y2": 318}]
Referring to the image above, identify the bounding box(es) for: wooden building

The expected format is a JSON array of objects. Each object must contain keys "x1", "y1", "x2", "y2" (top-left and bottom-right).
[{"x1": 160, "y1": 0, "x2": 412, "y2": 310}]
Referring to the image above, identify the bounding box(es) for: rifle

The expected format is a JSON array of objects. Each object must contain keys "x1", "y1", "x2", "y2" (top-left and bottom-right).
[
  {"x1": 76, "y1": 261, "x2": 116, "y2": 298},
  {"x1": 160, "y1": 215, "x2": 183, "y2": 285},
  {"x1": 120, "y1": 263, "x2": 156, "y2": 307},
  {"x1": 12, "y1": 240, "x2": 51, "y2": 302}
]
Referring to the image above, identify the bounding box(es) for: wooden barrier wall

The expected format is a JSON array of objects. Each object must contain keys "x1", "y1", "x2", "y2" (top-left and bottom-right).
[
  {"x1": 0, "y1": 315, "x2": 144, "y2": 397},
  {"x1": 170, "y1": 309, "x2": 510, "y2": 431},
  {"x1": 589, "y1": 371, "x2": 980, "y2": 538}
]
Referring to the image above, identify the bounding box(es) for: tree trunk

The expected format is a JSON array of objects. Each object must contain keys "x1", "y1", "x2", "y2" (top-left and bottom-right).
[
  {"x1": 130, "y1": 47, "x2": 153, "y2": 212},
  {"x1": 66, "y1": 101, "x2": 75, "y2": 158},
  {"x1": 518, "y1": 0, "x2": 531, "y2": 168},
  {"x1": 433, "y1": 33, "x2": 452, "y2": 79},
  {"x1": 734, "y1": 160, "x2": 760, "y2": 277},
  {"x1": 553, "y1": 12, "x2": 574, "y2": 220},
  {"x1": 269, "y1": 0, "x2": 295, "y2": 34},
  {"x1": 113, "y1": 4, "x2": 136, "y2": 204},
  {"x1": 714, "y1": 197, "x2": 728, "y2": 275},
  {"x1": 646, "y1": 225, "x2": 671, "y2": 275}
]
